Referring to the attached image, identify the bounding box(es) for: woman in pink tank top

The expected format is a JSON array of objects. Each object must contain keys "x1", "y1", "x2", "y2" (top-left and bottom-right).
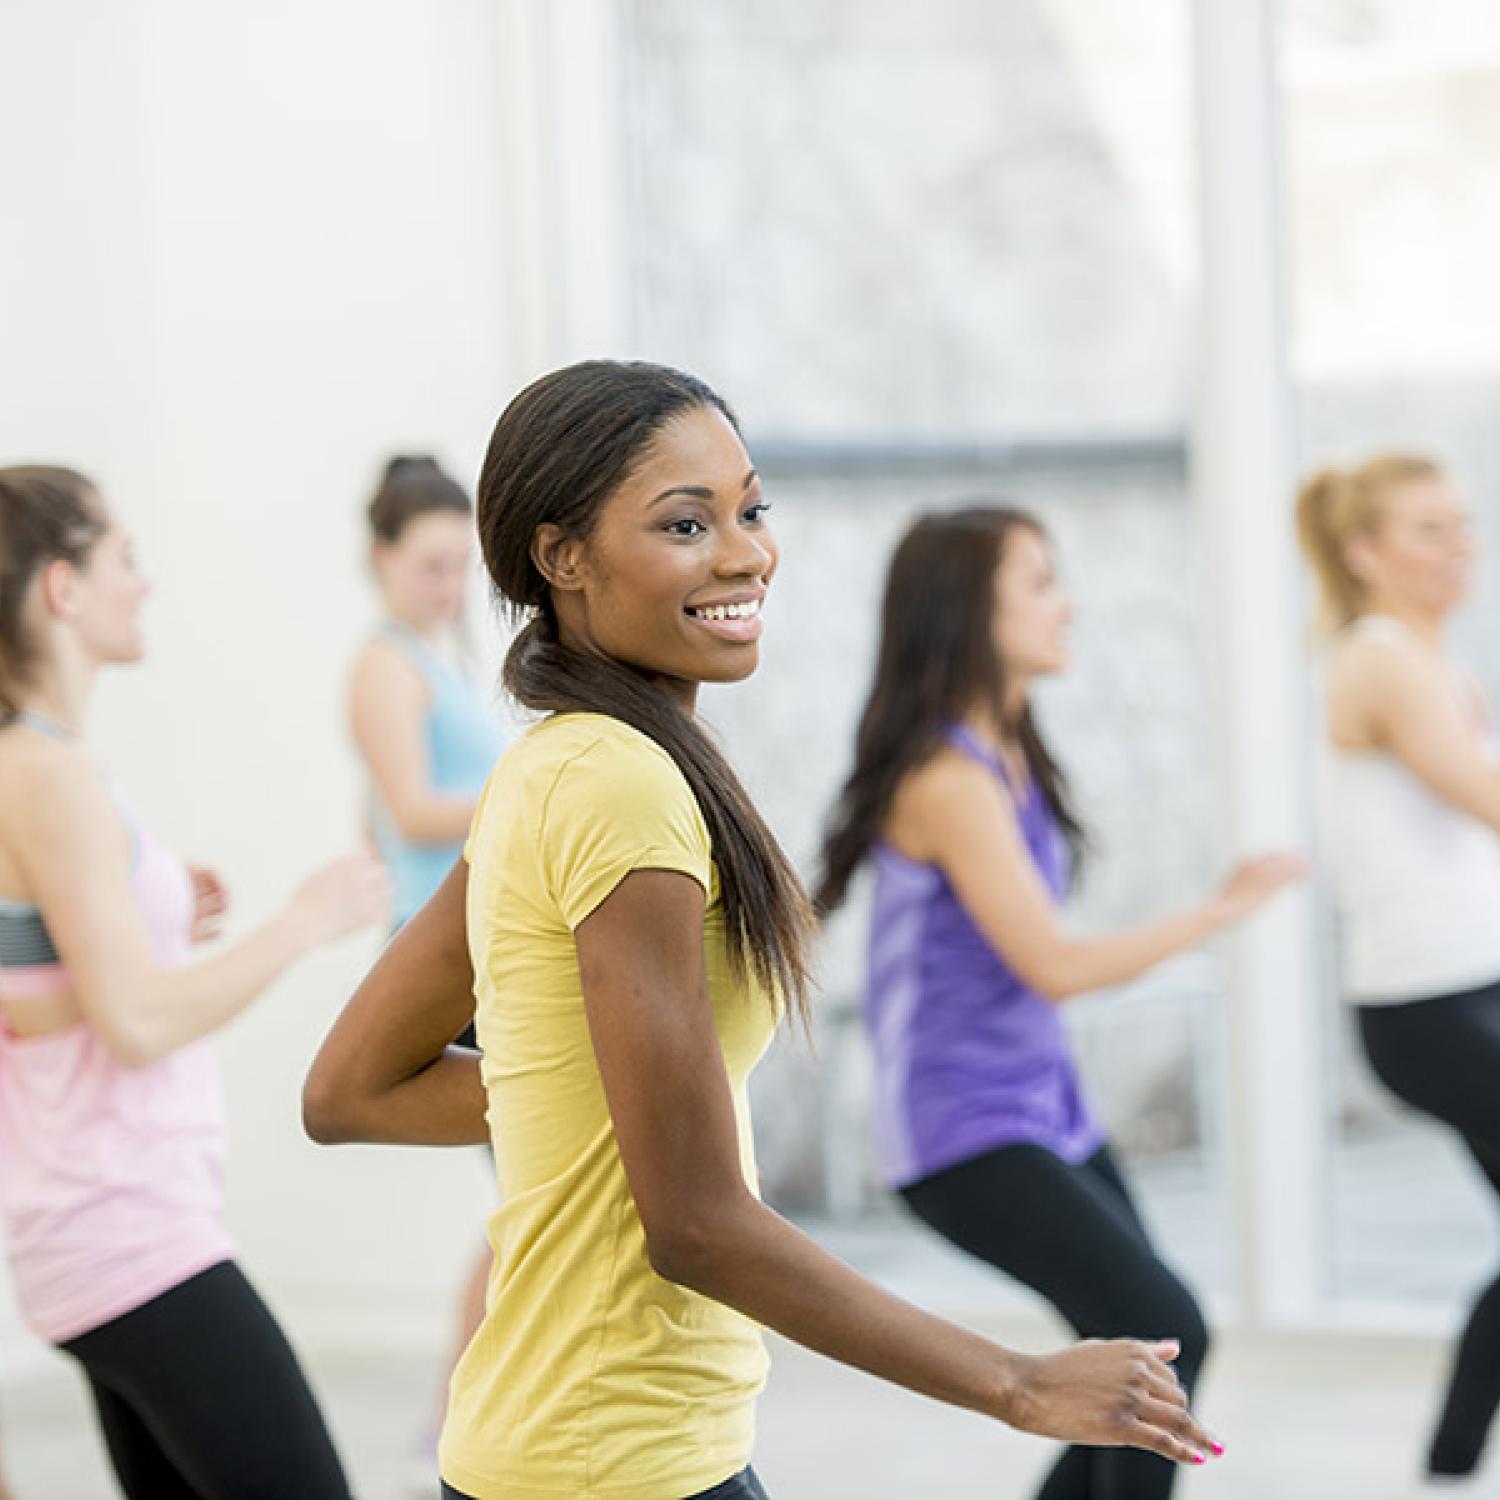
[{"x1": 0, "y1": 466, "x2": 390, "y2": 1499}]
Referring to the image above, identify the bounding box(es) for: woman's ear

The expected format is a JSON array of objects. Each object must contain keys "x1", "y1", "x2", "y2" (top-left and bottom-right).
[
  {"x1": 1344, "y1": 532, "x2": 1378, "y2": 583},
  {"x1": 37, "y1": 558, "x2": 80, "y2": 621},
  {"x1": 531, "y1": 524, "x2": 587, "y2": 594}
]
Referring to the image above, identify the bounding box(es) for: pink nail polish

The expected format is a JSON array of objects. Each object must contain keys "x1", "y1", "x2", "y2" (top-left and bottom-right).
[
  {"x1": 1210, "y1": 1441, "x2": 1225, "y2": 1456},
  {"x1": 1193, "y1": 1453, "x2": 1208, "y2": 1465}
]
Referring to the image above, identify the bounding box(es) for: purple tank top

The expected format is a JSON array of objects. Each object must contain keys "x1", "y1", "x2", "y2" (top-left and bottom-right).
[{"x1": 863, "y1": 724, "x2": 1104, "y2": 1188}]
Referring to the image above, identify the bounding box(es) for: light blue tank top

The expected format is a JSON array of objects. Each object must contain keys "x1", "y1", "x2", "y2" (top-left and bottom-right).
[{"x1": 369, "y1": 622, "x2": 502, "y2": 924}]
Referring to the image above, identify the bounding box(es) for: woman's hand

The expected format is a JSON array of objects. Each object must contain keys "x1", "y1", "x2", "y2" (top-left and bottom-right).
[
  {"x1": 1005, "y1": 1337, "x2": 1221, "y2": 1467},
  {"x1": 285, "y1": 854, "x2": 393, "y2": 949},
  {"x1": 1213, "y1": 851, "x2": 1308, "y2": 925},
  {"x1": 187, "y1": 865, "x2": 230, "y2": 944}
]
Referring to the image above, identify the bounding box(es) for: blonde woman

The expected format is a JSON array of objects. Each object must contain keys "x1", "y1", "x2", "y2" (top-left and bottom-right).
[{"x1": 1299, "y1": 454, "x2": 1500, "y2": 1488}]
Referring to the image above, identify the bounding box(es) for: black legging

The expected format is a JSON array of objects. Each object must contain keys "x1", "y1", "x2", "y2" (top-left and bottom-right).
[
  {"x1": 442, "y1": 1466, "x2": 768, "y2": 1499},
  {"x1": 901, "y1": 1142, "x2": 1209, "y2": 1500},
  {"x1": 1359, "y1": 979, "x2": 1500, "y2": 1478},
  {"x1": 60, "y1": 1260, "x2": 351, "y2": 1500}
]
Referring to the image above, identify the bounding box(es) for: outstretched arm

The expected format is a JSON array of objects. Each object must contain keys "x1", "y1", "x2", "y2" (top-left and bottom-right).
[
  {"x1": 8, "y1": 745, "x2": 384, "y2": 1065},
  {"x1": 578, "y1": 865, "x2": 1221, "y2": 1466},
  {"x1": 905, "y1": 753, "x2": 1301, "y2": 1002}
]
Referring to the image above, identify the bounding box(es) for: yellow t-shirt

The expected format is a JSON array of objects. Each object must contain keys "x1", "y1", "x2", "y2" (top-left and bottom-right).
[{"x1": 440, "y1": 712, "x2": 775, "y2": 1500}]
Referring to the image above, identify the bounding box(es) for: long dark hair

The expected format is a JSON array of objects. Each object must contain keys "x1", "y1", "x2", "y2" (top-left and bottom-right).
[
  {"x1": 815, "y1": 506, "x2": 1086, "y2": 914},
  {"x1": 477, "y1": 359, "x2": 815, "y2": 1023},
  {"x1": 0, "y1": 465, "x2": 105, "y2": 715}
]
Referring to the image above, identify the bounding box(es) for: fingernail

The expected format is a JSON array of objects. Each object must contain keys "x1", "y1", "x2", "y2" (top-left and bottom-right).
[
  {"x1": 1210, "y1": 1440, "x2": 1225, "y2": 1456},
  {"x1": 1193, "y1": 1453, "x2": 1208, "y2": 1466}
]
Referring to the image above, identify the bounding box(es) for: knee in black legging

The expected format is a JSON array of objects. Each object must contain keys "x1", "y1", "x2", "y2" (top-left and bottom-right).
[
  {"x1": 1108, "y1": 1261, "x2": 1210, "y2": 1397},
  {"x1": 1156, "y1": 1279, "x2": 1210, "y2": 1391}
]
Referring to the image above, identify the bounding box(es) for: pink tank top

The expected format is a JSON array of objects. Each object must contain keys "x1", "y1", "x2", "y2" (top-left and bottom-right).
[{"x1": 0, "y1": 805, "x2": 235, "y2": 1344}]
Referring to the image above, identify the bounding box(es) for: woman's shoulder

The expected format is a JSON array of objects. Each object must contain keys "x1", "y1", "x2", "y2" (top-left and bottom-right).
[
  {"x1": 1328, "y1": 615, "x2": 1440, "y2": 698},
  {"x1": 508, "y1": 713, "x2": 692, "y2": 806},
  {"x1": 0, "y1": 727, "x2": 111, "y2": 877},
  {"x1": 884, "y1": 742, "x2": 1011, "y2": 861},
  {"x1": 0, "y1": 721, "x2": 96, "y2": 799},
  {"x1": 350, "y1": 631, "x2": 428, "y2": 690},
  {"x1": 1324, "y1": 615, "x2": 1468, "y2": 751},
  {"x1": 899, "y1": 740, "x2": 1007, "y2": 809}
]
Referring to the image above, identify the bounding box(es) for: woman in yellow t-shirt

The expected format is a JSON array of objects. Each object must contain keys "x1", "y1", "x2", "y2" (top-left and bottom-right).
[{"x1": 303, "y1": 360, "x2": 1224, "y2": 1500}]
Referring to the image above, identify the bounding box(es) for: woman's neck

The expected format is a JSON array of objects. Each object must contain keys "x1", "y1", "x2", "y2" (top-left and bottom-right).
[
  {"x1": 11, "y1": 664, "x2": 92, "y2": 738},
  {"x1": 961, "y1": 704, "x2": 1024, "y2": 757},
  {"x1": 551, "y1": 610, "x2": 702, "y2": 716},
  {"x1": 965, "y1": 679, "x2": 1032, "y2": 745},
  {"x1": 382, "y1": 603, "x2": 453, "y2": 647},
  {"x1": 643, "y1": 670, "x2": 698, "y2": 716},
  {"x1": 1360, "y1": 599, "x2": 1447, "y2": 650}
]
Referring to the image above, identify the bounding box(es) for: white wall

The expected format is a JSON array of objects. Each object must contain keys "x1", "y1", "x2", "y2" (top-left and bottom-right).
[{"x1": 0, "y1": 0, "x2": 518, "y2": 1374}]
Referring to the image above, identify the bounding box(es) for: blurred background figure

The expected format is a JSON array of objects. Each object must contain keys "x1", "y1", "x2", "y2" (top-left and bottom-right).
[
  {"x1": 816, "y1": 506, "x2": 1304, "y2": 1499},
  {"x1": 348, "y1": 454, "x2": 503, "y2": 1478},
  {"x1": 353, "y1": 456, "x2": 501, "y2": 933},
  {"x1": 0, "y1": 466, "x2": 389, "y2": 1498},
  {"x1": 1299, "y1": 455, "x2": 1500, "y2": 1489}
]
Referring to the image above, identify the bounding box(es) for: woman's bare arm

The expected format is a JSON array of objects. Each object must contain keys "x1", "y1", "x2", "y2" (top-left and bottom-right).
[
  {"x1": 349, "y1": 641, "x2": 478, "y2": 843},
  {"x1": 576, "y1": 866, "x2": 1220, "y2": 1465},
  {"x1": 898, "y1": 753, "x2": 1300, "y2": 1002},
  {"x1": 1342, "y1": 632, "x2": 1500, "y2": 834},
  {"x1": 3, "y1": 742, "x2": 384, "y2": 1065},
  {"x1": 303, "y1": 858, "x2": 488, "y2": 1146}
]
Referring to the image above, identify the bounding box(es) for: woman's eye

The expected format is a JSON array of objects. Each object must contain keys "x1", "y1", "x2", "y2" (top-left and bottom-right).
[
  {"x1": 666, "y1": 517, "x2": 706, "y2": 538},
  {"x1": 743, "y1": 501, "x2": 771, "y2": 524}
]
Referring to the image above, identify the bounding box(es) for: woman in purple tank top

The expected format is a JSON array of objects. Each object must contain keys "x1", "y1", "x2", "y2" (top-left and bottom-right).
[{"x1": 818, "y1": 507, "x2": 1304, "y2": 1500}]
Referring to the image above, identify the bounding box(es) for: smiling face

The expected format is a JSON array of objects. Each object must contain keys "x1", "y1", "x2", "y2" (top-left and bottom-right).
[
  {"x1": 990, "y1": 522, "x2": 1071, "y2": 682},
  {"x1": 1349, "y1": 472, "x2": 1475, "y2": 618},
  {"x1": 536, "y1": 405, "x2": 778, "y2": 708}
]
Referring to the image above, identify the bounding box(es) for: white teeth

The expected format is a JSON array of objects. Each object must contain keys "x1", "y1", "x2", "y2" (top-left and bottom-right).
[{"x1": 693, "y1": 600, "x2": 760, "y2": 622}]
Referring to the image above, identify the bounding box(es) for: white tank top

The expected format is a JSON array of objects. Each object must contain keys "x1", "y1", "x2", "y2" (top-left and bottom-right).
[{"x1": 1320, "y1": 615, "x2": 1500, "y2": 1005}]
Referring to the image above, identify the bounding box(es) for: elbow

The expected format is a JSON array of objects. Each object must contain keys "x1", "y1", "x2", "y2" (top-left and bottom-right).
[
  {"x1": 301, "y1": 1070, "x2": 357, "y2": 1145},
  {"x1": 1022, "y1": 957, "x2": 1080, "y2": 1005},
  {"x1": 388, "y1": 802, "x2": 431, "y2": 843},
  {"x1": 97, "y1": 1018, "x2": 166, "y2": 1070},
  {"x1": 645, "y1": 1223, "x2": 714, "y2": 1291},
  {"x1": 391, "y1": 804, "x2": 457, "y2": 846},
  {"x1": 642, "y1": 1198, "x2": 748, "y2": 1293}
]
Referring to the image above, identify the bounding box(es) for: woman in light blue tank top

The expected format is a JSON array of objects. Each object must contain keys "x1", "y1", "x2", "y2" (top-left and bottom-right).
[
  {"x1": 351, "y1": 457, "x2": 502, "y2": 927},
  {"x1": 347, "y1": 454, "x2": 502, "y2": 1470},
  {"x1": 365, "y1": 618, "x2": 499, "y2": 924}
]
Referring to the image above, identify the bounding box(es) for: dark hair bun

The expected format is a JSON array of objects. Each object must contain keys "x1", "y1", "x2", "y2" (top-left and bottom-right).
[
  {"x1": 382, "y1": 455, "x2": 442, "y2": 483},
  {"x1": 367, "y1": 455, "x2": 471, "y2": 541}
]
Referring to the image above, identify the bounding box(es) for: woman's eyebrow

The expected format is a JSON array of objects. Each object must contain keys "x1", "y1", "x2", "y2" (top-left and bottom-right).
[
  {"x1": 649, "y1": 485, "x2": 713, "y2": 507},
  {"x1": 648, "y1": 470, "x2": 761, "y2": 508}
]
